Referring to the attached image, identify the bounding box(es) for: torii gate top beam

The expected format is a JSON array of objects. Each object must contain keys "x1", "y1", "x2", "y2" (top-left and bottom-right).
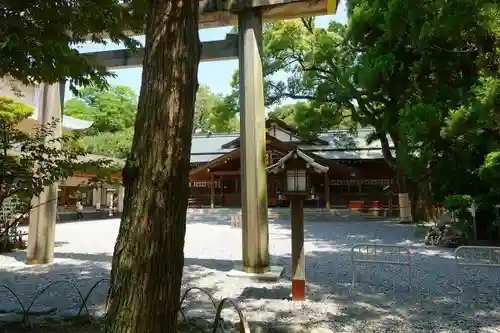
[
  {"x1": 86, "y1": 0, "x2": 339, "y2": 39},
  {"x1": 199, "y1": 0, "x2": 339, "y2": 28}
]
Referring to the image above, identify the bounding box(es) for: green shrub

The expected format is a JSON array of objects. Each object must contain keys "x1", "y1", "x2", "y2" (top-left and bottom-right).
[
  {"x1": 444, "y1": 194, "x2": 473, "y2": 212},
  {"x1": 444, "y1": 194, "x2": 474, "y2": 237},
  {"x1": 480, "y1": 151, "x2": 500, "y2": 188}
]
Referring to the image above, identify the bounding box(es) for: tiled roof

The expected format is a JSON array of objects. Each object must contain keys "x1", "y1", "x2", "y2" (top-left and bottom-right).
[
  {"x1": 65, "y1": 127, "x2": 393, "y2": 164},
  {"x1": 310, "y1": 149, "x2": 394, "y2": 160},
  {"x1": 190, "y1": 133, "x2": 238, "y2": 162},
  {"x1": 302, "y1": 128, "x2": 394, "y2": 151},
  {"x1": 190, "y1": 128, "x2": 394, "y2": 163},
  {"x1": 191, "y1": 152, "x2": 235, "y2": 163}
]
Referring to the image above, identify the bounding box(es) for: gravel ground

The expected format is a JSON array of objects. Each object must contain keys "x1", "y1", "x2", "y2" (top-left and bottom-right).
[{"x1": 1, "y1": 208, "x2": 499, "y2": 333}]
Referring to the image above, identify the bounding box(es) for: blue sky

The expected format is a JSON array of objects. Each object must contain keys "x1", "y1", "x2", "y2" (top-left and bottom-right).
[{"x1": 66, "y1": 0, "x2": 348, "y2": 100}]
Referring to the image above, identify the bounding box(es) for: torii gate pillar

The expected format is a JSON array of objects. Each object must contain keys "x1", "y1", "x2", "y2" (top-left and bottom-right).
[
  {"x1": 238, "y1": 9, "x2": 270, "y2": 274},
  {"x1": 26, "y1": 83, "x2": 63, "y2": 265}
]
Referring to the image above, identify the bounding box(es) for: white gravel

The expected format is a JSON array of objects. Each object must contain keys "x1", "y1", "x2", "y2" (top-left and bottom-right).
[{"x1": 0, "y1": 208, "x2": 499, "y2": 332}]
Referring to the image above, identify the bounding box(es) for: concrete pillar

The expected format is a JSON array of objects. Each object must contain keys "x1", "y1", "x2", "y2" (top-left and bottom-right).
[
  {"x1": 210, "y1": 174, "x2": 215, "y2": 209},
  {"x1": 92, "y1": 188, "x2": 98, "y2": 207},
  {"x1": 101, "y1": 186, "x2": 107, "y2": 205},
  {"x1": 106, "y1": 189, "x2": 113, "y2": 215},
  {"x1": 59, "y1": 81, "x2": 66, "y2": 108},
  {"x1": 26, "y1": 83, "x2": 62, "y2": 265},
  {"x1": 399, "y1": 193, "x2": 411, "y2": 222},
  {"x1": 238, "y1": 9, "x2": 269, "y2": 274},
  {"x1": 388, "y1": 191, "x2": 393, "y2": 217},
  {"x1": 324, "y1": 172, "x2": 330, "y2": 209},
  {"x1": 290, "y1": 196, "x2": 305, "y2": 301},
  {"x1": 117, "y1": 186, "x2": 125, "y2": 215},
  {"x1": 93, "y1": 188, "x2": 102, "y2": 210}
]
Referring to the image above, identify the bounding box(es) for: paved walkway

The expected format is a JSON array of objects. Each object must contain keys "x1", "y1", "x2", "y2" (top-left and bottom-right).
[{"x1": 1, "y1": 210, "x2": 499, "y2": 332}]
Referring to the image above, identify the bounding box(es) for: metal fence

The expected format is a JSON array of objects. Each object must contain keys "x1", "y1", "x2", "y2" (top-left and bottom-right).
[
  {"x1": 453, "y1": 245, "x2": 500, "y2": 292},
  {"x1": 230, "y1": 212, "x2": 242, "y2": 228},
  {"x1": 4, "y1": 244, "x2": 500, "y2": 331},
  {"x1": 0, "y1": 280, "x2": 250, "y2": 333},
  {"x1": 351, "y1": 243, "x2": 412, "y2": 291}
]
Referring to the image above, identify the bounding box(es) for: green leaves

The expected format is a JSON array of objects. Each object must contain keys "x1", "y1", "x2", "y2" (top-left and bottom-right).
[
  {"x1": 82, "y1": 128, "x2": 133, "y2": 158},
  {"x1": 444, "y1": 194, "x2": 473, "y2": 212},
  {"x1": 64, "y1": 84, "x2": 138, "y2": 157},
  {"x1": 0, "y1": 97, "x2": 118, "y2": 217},
  {"x1": 258, "y1": 2, "x2": 499, "y2": 221},
  {"x1": 65, "y1": 85, "x2": 138, "y2": 134},
  {"x1": 0, "y1": 0, "x2": 144, "y2": 90},
  {"x1": 193, "y1": 84, "x2": 238, "y2": 134},
  {"x1": 268, "y1": 101, "x2": 354, "y2": 137},
  {"x1": 72, "y1": 84, "x2": 240, "y2": 158},
  {"x1": 206, "y1": 95, "x2": 239, "y2": 133},
  {"x1": 0, "y1": 96, "x2": 33, "y2": 124},
  {"x1": 480, "y1": 151, "x2": 500, "y2": 186}
]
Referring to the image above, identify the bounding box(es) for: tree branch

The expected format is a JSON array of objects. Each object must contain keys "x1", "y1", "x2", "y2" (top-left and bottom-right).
[{"x1": 300, "y1": 18, "x2": 315, "y2": 34}]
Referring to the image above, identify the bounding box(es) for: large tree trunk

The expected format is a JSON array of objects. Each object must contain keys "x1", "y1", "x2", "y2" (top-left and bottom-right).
[
  {"x1": 378, "y1": 131, "x2": 411, "y2": 221},
  {"x1": 410, "y1": 178, "x2": 435, "y2": 222},
  {"x1": 391, "y1": 139, "x2": 412, "y2": 222},
  {"x1": 104, "y1": 1, "x2": 200, "y2": 333}
]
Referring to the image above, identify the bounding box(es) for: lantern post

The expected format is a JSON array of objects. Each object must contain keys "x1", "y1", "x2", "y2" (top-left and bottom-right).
[
  {"x1": 267, "y1": 149, "x2": 329, "y2": 301},
  {"x1": 285, "y1": 167, "x2": 309, "y2": 301}
]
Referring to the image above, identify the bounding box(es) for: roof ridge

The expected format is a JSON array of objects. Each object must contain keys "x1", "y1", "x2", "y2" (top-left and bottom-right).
[
  {"x1": 192, "y1": 127, "x2": 378, "y2": 137},
  {"x1": 192, "y1": 132, "x2": 240, "y2": 137}
]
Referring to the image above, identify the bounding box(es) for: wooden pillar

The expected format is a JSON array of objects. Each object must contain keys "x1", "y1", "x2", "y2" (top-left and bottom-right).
[
  {"x1": 117, "y1": 186, "x2": 125, "y2": 215},
  {"x1": 61, "y1": 187, "x2": 67, "y2": 206},
  {"x1": 27, "y1": 83, "x2": 62, "y2": 265},
  {"x1": 290, "y1": 196, "x2": 305, "y2": 301},
  {"x1": 397, "y1": 168, "x2": 411, "y2": 222},
  {"x1": 92, "y1": 185, "x2": 102, "y2": 210},
  {"x1": 210, "y1": 174, "x2": 215, "y2": 209},
  {"x1": 324, "y1": 172, "x2": 330, "y2": 209},
  {"x1": 238, "y1": 9, "x2": 269, "y2": 274}
]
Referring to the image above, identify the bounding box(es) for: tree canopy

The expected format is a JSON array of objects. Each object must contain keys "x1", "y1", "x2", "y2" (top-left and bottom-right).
[
  {"x1": 193, "y1": 84, "x2": 239, "y2": 133},
  {"x1": 73, "y1": 84, "x2": 239, "y2": 158},
  {"x1": 268, "y1": 101, "x2": 355, "y2": 136},
  {"x1": 0, "y1": 1, "x2": 144, "y2": 92},
  {"x1": 0, "y1": 96, "x2": 116, "y2": 250},
  {"x1": 256, "y1": 1, "x2": 500, "y2": 227},
  {"x1": 65, "y1": 85, "x2": 138, "y2": 133},
  {"x1": 4, "y1": 2, "x2": 500, "y2": 332}
]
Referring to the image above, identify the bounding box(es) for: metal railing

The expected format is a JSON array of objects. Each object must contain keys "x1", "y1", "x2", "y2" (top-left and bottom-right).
[
  {"x1": 351, "y1": 243, "x2": 412, "y2": 291},
  {"x1": 0, "y1": 280, "x2": 250, "y2": 333},
  {"x1": 453, "y1": 245, "x2": 500, "y2": 292}
]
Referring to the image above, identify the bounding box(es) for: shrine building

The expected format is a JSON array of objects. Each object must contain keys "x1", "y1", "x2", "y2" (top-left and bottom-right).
[{"x1": 188, "y1": 119, "x2": 398, "y2": 214}]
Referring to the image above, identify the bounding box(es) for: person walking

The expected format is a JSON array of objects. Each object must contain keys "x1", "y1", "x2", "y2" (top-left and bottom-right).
[{"x1": 75, "y1": 200, "x2": 84, "y2": 220}]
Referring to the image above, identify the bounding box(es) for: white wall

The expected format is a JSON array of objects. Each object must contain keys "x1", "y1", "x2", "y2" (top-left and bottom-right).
[
  {"x1": 0, "y1": 76, "x2": 38, "y2": 113},
  {"x1": 267, "y1": 127, "x2": 301, "y2": 142}
]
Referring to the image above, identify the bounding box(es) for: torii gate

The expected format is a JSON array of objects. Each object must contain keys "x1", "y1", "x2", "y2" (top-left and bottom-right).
[{"x1": 27, "y1": 0, "x2": 340, "y2": 275}]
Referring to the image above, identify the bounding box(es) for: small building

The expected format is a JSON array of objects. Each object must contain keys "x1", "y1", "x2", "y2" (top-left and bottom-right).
[
  {"x1": 53, "y1": 119, "x2": 398, "y2": 216},
  {"x1": 0, "y1": 77, "x2": 93, "y2": 132},
  {"x1": 189, "y1": 119, "x2": 398, "y2": 214},
  {"x1": 0, "y1": 78, "x2": 120, "y2": 213}
]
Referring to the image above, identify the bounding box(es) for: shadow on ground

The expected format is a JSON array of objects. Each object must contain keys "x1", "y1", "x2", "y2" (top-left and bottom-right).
[{"x1": 1, "y1": 214, "x2": 499, "y2": 332}]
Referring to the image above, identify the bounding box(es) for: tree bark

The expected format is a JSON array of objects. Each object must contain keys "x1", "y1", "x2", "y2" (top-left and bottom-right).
[
  {"x1": 104, "y1": 1, "x2": 200, "y2": 333},
  {"x1": 411, "y1": 178, "x2": 435, "y2": 222}
]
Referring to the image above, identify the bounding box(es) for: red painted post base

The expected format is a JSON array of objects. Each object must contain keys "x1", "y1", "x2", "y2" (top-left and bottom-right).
[{"x1": 292, "y1": 279, "x2": 306, "y2": 301}]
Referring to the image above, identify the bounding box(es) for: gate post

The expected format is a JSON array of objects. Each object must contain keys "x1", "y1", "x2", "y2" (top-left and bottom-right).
[
  {"x1": 238, "y1": 9, "x2": 270, "y2": 274},
  {"x1": 27, "y1": 83, "x2": 62, "y2": 264}
]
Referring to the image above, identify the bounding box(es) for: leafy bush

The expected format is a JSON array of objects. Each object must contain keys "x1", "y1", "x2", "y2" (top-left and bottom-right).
[
  {"x1": 444, "y1": 194, "x2": 473, "y2": 212},
  {"x1": 480, "y1": 151, "x2": 500, "y2": 193},
  {"x1": 444, "y1": 194, "x2": 474, "y2": 237}
]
